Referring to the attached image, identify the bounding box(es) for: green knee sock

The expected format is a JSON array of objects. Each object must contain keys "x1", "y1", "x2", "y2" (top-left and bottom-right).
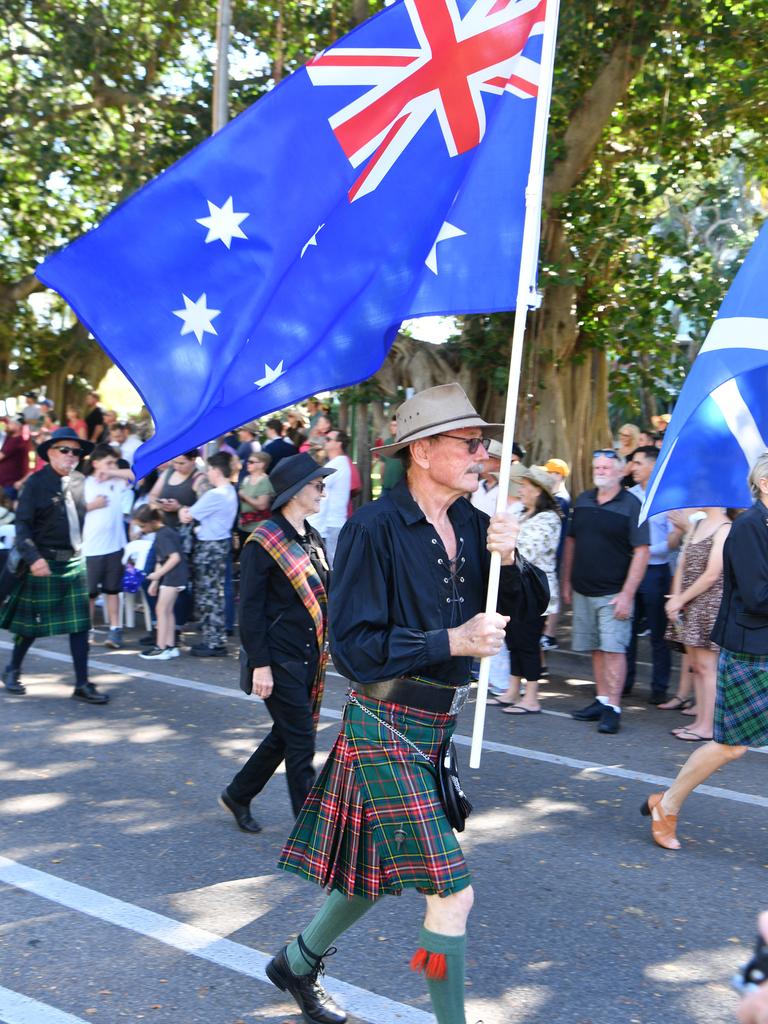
[
  {"x1": 286, "y1": 890, "x2": 374, "y2": 976},
  {"x1": 411, "y1": 927, "x2": 467, "y2": 1024}
]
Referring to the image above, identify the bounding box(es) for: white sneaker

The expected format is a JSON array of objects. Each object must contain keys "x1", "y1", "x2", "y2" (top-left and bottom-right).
[{"x1": 164, "y1": 647, "x2": 180, "y2": 659}]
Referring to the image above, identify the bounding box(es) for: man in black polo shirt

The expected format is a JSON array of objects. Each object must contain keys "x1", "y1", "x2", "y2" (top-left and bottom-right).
[{"x1": 561, "y1": 450, "x2": 650, "y2": 733}]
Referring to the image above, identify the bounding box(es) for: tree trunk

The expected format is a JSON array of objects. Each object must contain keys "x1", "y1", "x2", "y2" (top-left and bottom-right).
[{"x1": 355, "y1": 402, "x2": 372, "y2": 504}]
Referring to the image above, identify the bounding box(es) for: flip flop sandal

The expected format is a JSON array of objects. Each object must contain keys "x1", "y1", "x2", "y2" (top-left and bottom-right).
[
  {"x1": 502, "y1": 704, "x2": 542, "y2": 715},
  {"x1": 674, "y1": 729, "x2": 712, "y2": 742}
]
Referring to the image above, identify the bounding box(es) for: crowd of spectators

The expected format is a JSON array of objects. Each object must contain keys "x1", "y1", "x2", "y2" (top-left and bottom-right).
[
  {"x1": 0, "y1": 391, "x2": 362, "y2": 667},
  {"x1": 0, "y1": 393, "x2": 737, "y2": 738}
]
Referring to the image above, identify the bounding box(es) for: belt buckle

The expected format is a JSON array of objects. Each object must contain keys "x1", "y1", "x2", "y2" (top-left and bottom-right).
[{"x1": 449, "y1": 684, "x2": 470, "y2": 716}]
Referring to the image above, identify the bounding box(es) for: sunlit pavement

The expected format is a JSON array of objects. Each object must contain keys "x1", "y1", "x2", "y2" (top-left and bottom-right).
[{"x1": 1, "y1": 625, "x2": 765, "y2": 1024}]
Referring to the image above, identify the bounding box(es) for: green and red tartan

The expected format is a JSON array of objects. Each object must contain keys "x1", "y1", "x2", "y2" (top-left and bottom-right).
[
  {"x1": 714, "y1": 648, "x2": 768, "y2": 747},
  {"x1": 247, "y1": 520, "x2": 328, "y2": 727},
  {"x1": 278, "y1": 692, "x2": 471, "y2": 899},
  {"x1": 0, "y1": 556, "x2": 89, "y2": 637}
]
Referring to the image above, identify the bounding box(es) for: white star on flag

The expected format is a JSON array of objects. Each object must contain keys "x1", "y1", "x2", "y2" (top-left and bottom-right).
[
  {"x1": 254, "y1": 360, "x2": 286, "y2": 388},
  {"x1": 195, "y1": 197, "x2": 249, "y2": 248},
  {"x1": 425, "y1": 222, "x2": 467, "y2": 275},
  {"x1": 301, "y1": 223, "x2": 325, "y2": 258},
  {"x1": 172, "y1": 293, "x2": 221, "y2": 344}
]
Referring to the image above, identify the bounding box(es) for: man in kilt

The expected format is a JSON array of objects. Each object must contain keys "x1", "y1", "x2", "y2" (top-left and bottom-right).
[
  {"x1": 265, "y1": 384, "x2": 531, "y2": 1024},
  {"x1": 1, "y1": 427, "x2": 110, "y2": 703}
]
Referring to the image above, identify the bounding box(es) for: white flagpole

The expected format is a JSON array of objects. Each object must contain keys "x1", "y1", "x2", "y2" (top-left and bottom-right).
[{"x1": 469, "y1": 0, "x2": 561, "y2": 769}]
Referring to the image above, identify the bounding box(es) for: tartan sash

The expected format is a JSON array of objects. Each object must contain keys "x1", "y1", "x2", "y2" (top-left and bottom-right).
[{"x1": 248, "y1": 519, "x2": 328, "y2": 727}]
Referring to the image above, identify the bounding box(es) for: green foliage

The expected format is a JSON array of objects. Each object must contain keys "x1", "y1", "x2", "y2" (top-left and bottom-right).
[{"x1": 0, "y1": 0, "x2": 766, "y2": 427}]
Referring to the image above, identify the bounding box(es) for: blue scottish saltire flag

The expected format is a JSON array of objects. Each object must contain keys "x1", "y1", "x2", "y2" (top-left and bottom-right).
[
  {"x1": 641, "y1": 221, "x2": 768, "y2": 522},
  {"x1": 37, "y1": 0, "x2": 548, "y2": 478}
]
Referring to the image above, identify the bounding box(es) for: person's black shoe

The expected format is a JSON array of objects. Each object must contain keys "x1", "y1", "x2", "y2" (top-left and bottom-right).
[
  {"x1": 72, "y1": 683, "x2": 110, "y2": 704},
  {"x1": 2, "y1": 666, "x2": 25, "y2": 695},
  {"x1": 571, "y1": 699, "x2": 603, "y2": 721},
  {"x1": 597, "y1": 706, "x2": 621, "y2": 734},
  {"x1": 139, "y1": 632, "x2": 157, "y2": 646},
  {"x1": 190, "y1": 643, "x2": 227, "y2": 658},
  {"x1": 647, "y1": 691, "x2": 670, "y2": 706},
  {"x1": 219, "y1": 789, "x2": 262, "y2": 833},
  {"x1": 266, "y1": 945, "x2": 347, "y2": 1024}
]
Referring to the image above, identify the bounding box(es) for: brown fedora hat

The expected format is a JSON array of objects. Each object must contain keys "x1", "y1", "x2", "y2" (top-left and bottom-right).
[{"x1": 372, "y1": 383, "x2": 503, "y2": 455}]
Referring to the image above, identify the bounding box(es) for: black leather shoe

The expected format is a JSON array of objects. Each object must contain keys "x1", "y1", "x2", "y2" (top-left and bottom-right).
[
  {"x1": 2, "y1": 667, "x2": 26, "y2": 695},
  {"x1": 647, "y1": 691, "x2": 669, "y2": 705},
  {"x1": 190, "y1": 643, "x2": 227, "y2": 658},
  {"x1": 219, "y1": 789, "x2": 262, "y2": 833},
  {"x1": 597, "y1": 706, "x2": 621, "y2": 733},
  {"x1": 571, "y1": 699, "x2": 603, "y2": 721},
  {"x1": 72, "y1": 684, "x2": 110, "y2": 704},
  {"x1": 266, "y1": 945, "x2": 347, "y2": 1024}
]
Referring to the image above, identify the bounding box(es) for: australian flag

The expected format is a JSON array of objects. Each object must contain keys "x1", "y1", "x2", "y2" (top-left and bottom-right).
[
  {"x1": 37, "y1": 0, "x2": 548, "y2": 479},
  {"x1": 641, "y1": 220, "x2": 768, "y2": 521}
]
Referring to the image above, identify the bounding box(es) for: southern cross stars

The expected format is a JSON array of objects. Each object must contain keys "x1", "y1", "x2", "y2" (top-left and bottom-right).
[
  {"x1": 173, "y1": 293, "x2": 221, "y2": 344},
  {"x1": 254, "y1": 361, "x2": 286, "y2": 388},
  {"x1": 196, "y1": 197, "x2": 249, "y2": 248}
]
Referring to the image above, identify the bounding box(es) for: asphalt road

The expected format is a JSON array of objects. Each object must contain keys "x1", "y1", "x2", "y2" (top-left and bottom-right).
[{"x1": 1, "y1": 625, "x2": 766, "y2": 1024}]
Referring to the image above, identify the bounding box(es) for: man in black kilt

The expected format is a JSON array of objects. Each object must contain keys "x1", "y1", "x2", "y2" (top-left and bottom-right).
[
  {"x1": 266, "y1": 384, "x2": 534, "y2": 1024},
  {"x1": 1, "y1": 427, "x2": 109, "y2": 703}
]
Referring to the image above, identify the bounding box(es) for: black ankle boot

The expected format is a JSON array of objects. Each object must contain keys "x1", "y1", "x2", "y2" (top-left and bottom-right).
[
  {"x1": 2, "y1": 666, "x2": 25, "y2": 695},
  {"x1": 266, "y1": 942, "x2": 347, "y2": 1024}
]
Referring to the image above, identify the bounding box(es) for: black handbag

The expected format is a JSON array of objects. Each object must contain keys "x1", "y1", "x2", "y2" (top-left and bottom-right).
[
  {"x1": 434, "y1": 738, "x2": 473, "y2": 832},
  {"x1": 513, "y1": 551, "x2": 550, "y2": 621}
]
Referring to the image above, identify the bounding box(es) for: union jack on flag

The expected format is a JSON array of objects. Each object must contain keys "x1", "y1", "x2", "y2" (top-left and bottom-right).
[
  {"x1": 308, "y1": 0, "x2": 545, "y2": 199},
  {"x1": 38, "y1": 0, "x2": 553, "y2": 479}
]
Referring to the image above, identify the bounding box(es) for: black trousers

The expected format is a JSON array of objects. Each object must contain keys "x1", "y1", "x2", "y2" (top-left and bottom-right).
[
  {"x1": 504, "y1": 616, "x2": 545, "y2": 680},
  {"x1": 227, "y1": 667, "x2": 317, "y2": 817},
  {"x1": 625, "y1": 563, "x2": 672, "y2": 694}
]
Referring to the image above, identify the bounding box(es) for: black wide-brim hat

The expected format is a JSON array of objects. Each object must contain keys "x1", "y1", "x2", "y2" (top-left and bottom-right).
[
  {"x1": 37, "y1": 426, "x2": 95, "y2": 463},
  {"x1": 269, "y1": 452, "x2": 336, "y2": 511}
]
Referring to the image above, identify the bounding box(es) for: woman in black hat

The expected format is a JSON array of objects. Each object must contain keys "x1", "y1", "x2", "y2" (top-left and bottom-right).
[
  {"x1": 1, "y1": 427, "x2": 109, "y2": 703},
  {"x1": 220, "y1": 453, "x2": 335, "y2": 832}
]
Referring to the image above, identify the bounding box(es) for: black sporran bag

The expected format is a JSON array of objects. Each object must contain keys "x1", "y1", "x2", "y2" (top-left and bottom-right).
[{"x1": 434, "y1": 738, "x2": 473, "y2": 832}]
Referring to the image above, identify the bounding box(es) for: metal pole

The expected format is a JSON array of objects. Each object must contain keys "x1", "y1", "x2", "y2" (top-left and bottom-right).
[
  {"x1": 212, "y1": 0, "x2": 232, "y2": 134},
  {"x1": 469, "y1": 0, "x2": 562, "y2": 769}
]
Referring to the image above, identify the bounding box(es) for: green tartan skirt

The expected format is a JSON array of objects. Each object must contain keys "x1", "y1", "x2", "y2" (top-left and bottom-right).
[
  {"x1": 713, "y1": 648, "x2": 768, "y2": 747},
  {"x1": 0, "y1": 557, "x2": 90, "y2": 638},
  {"x1": 278, "y1": 692, "x2": 471, "y2": 900}
]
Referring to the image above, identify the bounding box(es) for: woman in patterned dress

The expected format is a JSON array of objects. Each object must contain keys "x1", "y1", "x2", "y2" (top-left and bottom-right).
[
  {"x1": 642, "y1": 453, "x2": 768, "y2": 850},
  {"x1": 664, "y1": 506, "x2": 731, "y2": 741},
  {"x1": 489, "y1": 465, "x2": 561, "y2": 715}
]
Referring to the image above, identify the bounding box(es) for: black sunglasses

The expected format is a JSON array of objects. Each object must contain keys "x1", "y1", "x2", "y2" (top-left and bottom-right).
[
  {"x1": 593, "y1": 449, "x2": 619, "y2": 459},
  {"x1": 439, "y1": 434, "x2": 492, "y2": 455},
  {"x1": 51, "y1": 445, "x2": 83, "y2": 456}
]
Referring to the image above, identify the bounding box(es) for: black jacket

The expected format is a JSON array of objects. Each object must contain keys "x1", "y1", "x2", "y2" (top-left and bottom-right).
[
  {"x1": 15, "y1": 466, "x2": 86, "y2": 565},
  {"x1": 711, "y1": 501, "x2": 768, "y2": 655},
  {"x1": 238, "y1": 513, "x2": 328, "y2": 687}
]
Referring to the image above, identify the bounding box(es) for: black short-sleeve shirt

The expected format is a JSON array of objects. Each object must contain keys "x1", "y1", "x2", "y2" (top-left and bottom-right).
[{"x1": 568, "y1": 488, "x2": 649, "y2": 596}]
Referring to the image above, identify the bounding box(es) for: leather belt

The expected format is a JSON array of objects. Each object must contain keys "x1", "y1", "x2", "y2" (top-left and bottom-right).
[
  {"x1": 358, "y1": 677, "x2": 471, "y2": 716},
  {"x1": 39, "y1": 547, "x2": 77, "y2": 562}
]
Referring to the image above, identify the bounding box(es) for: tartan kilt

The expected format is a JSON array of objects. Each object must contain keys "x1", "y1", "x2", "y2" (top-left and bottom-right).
[
  {"x1": 0, "y1": 557, "x2": 90, "y2": 638},
  {"x1": 277, "y1": 692, "x2": 471, "y2": 900},
  {"x1": 713, "y1": 648, "x2": 768, "y2": 747}
]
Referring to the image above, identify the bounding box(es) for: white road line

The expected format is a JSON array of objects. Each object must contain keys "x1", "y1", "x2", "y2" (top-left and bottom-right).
[
  {"x1": 4, "y1": 641, "x2": 768, "y2": 797},
  {"x1": 0, "y1": 986, "x2": 88, "y2": 1024},
  {"x1": 0, "y1": 856, "x2": 431, "y2": 1024}
]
